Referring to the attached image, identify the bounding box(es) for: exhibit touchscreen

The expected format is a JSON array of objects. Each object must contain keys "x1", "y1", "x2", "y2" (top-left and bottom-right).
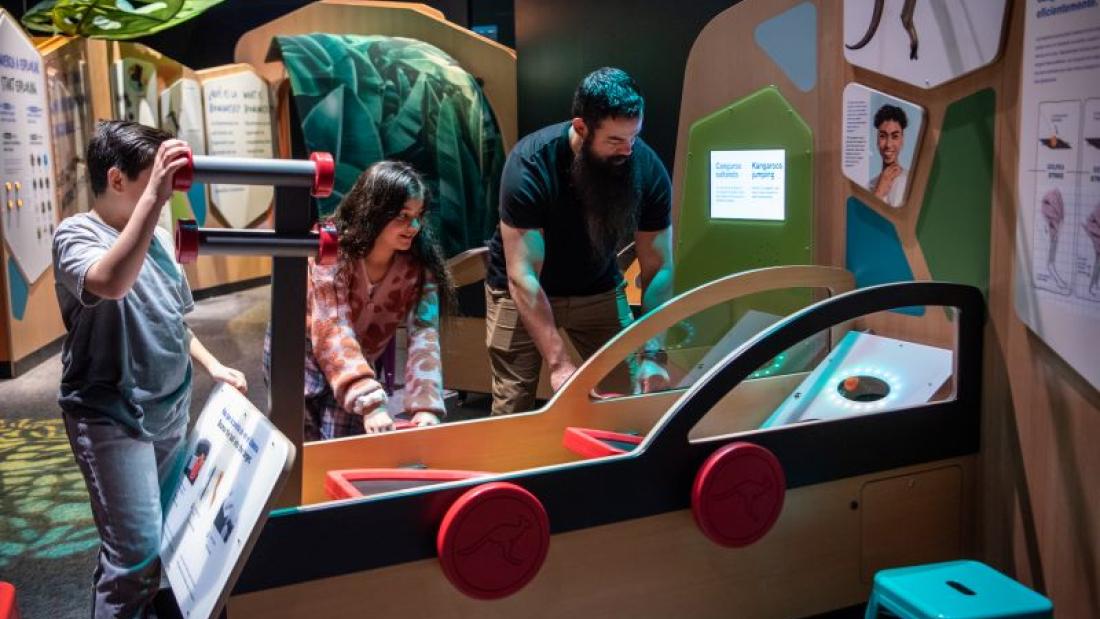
[{"x1": 710, "y1": 149, "x2": 786, "y2": 221}]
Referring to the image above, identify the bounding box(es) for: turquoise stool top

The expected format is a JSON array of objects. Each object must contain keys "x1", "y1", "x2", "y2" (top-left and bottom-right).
[{"x1": 866, "y1": 560, "x2": 1053, "y2": 619}]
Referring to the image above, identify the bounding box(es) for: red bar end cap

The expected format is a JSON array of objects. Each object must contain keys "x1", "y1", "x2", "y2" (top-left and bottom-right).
[{"x1": 310, "y1": 152, "x2": 335, "y2": 198}]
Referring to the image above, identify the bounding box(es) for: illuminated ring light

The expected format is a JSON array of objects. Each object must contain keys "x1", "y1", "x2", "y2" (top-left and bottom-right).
[{"x1": 827, "y1": 366, "x2": 903, "y2": 414}]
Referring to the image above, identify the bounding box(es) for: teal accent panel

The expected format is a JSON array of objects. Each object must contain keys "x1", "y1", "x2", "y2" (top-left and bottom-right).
[
  {"x1": 7, "y1": 257, "x2": 28, "y2": 320},
  {"x1": 675, "y1": 86, "x2": 813, "y2": 345},
  {"x1": 754, "y1": 2, "x2": 817, "y2": 92},
  {"x1": 188, "y1": 182, "x2": 208, "y2": 227},
  {"x1": 846, "y1": 197, "x2": 923, "y2": 316},
  {"x1": 917, "y1": 89, "x2": 995, "y2": 297}
]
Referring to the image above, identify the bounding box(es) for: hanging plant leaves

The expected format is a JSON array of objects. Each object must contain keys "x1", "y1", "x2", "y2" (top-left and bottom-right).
[
  {"x1": 22, "y1": 0, "x2": 224, "y2": 39},
  {"x1": 277, "y1": 34, "x2": 504, "y2": 258}
]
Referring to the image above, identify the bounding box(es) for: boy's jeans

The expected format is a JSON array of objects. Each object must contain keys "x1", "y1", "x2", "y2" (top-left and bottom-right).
[{"x1": 63, "y1": 411, "x2": 187, "y2": 619}]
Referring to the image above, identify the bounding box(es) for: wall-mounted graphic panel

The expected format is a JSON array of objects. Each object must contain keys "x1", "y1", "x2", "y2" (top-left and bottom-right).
[
  {"x1": 1015, "y1": 0, "x2": 1100, "y2": 390},
  {"x1": 161, "y1": 77, "x2": 208, "y2": 226},
  {"x1": 842, "y1": 83, "x2": 924, "y2": 209},
  {"x1": 843, "y1": 0, "x2": 1008, "y2": 89},
  {"x1": 42, "y1": 37, "x2": 92, "y2": 219},
  {"x1": 111, "y1": 57, "x2": 158, "y2": 126},
  {"x1": 201, "y1": 68, "x2": 274, "y2": 229},
  {"x1": 0, "y1": 12, "x2": 57, "y2": 284}
]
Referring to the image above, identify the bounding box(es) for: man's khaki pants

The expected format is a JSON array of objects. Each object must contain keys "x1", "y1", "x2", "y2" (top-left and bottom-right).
[{"x1": 485, "y1": 283, "x2": 634, "y2": 415}]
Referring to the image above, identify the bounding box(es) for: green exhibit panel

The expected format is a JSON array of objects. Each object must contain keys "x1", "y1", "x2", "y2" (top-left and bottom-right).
[
  {"x1": 673, "y1": 86, "x2": 813, "y2": 347},
  {"x1": 917, "y1": 89, "x2": 996, "y2": 297}
]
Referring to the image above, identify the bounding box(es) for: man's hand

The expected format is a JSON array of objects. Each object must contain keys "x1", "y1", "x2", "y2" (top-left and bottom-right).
[
  {"x1": 874, "y1": 163, "x2": 902, "y2": 199},
  {"x1": 410, "y1": 412, "x2": 441, "y2": 427},
  {"x1": 363, "y1": 407, "x2": 395, "y2": 434},
  {"x1": 634, "y1": 358, "x2": 671, "y2": 394},
  {"x1": 549, "y1": 360, "x2": 578, "y2": 392},
  {"x1": 209, "y1": 363, "x2": 248, "y2": 394},
  {"x1": 146, "y1": 139, "x2": 191, "y2": 207}
]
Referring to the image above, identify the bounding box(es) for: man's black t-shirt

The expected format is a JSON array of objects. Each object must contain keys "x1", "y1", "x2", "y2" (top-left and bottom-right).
[{"x1": 486, "y1": 121, "x2": 672, "y2": 297}]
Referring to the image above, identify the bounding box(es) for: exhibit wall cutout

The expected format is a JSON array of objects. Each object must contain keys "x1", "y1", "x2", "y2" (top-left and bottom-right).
[
  {"x1": 41, "y1": 36, "x2": 93, "y2": 221},
  {"x1": 1014, "y1": 0, "x2": 1100, "y2": 390},
  {"x1": 843, "y1": 0, "x2": 1009, "y2": 89},
  {"x1": 842, "y1": 83, "x2": 925, "y2": 209},
  {"x1": 112, "y1": 57, "x2": 158, "y2": 126},
  {"x1": 161, "y1": 77, "x2": 209, "y2": 226},
  {"x1": 199, "y1": 66, "x2": 275, "y2": 229}
]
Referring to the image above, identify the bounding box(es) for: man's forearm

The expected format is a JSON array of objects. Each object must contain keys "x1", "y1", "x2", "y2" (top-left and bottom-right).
[
  {"x1": 508, "y1": 274, "x2": 569, "y2": 368},
  {"x1": 640, "y1": 266, "x2": 674, "y2": 351}
]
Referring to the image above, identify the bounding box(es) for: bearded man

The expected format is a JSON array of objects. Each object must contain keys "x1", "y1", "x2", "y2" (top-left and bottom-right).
[{"x1": 484, "y1": 67, "x2": 674, "y2": 415}]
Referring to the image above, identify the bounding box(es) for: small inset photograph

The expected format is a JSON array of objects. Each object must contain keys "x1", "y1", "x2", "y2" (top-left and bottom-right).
[
  {"x1": 184, "y1": 439, "x2": 212, "y2": 485},
  {"x1": 842, "y1": 83, "x2": 925, "y2": 209}
]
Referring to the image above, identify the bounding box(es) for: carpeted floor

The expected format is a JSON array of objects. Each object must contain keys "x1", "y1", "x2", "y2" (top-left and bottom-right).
[{"x1": 0, "y1": 284, "x2": 494, "y2": 617}]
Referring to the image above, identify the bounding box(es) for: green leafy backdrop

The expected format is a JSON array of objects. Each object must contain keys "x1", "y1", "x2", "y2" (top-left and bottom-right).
[{"x1": 277, "y1": 34, "x2": 504, "y2": 258}]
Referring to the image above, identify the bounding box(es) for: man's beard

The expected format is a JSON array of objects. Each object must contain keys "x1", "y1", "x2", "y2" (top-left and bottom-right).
[{"x1": 570, "y1": 139, "x2": 638, "y2": 257}]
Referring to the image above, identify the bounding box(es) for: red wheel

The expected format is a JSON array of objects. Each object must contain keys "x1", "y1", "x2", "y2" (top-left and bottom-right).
[
  {"x1": 310, "y1": 152, "x2": 335, "y2": 198},
  {"x1": 175, "y1": 219, "x2": 199, "y2": 264},
  {"x1": 317, "y1": 222, "x2": 339, "y2": 265},
  {"x1": 437, "y1": 482, "x2": 550, "y2": 600},
  {"x1": 171, "y1": 148, "x2": 194, "y2": 191},
  {"x1": 691, "y1": 442, "x2": 785, "y2": 547}
]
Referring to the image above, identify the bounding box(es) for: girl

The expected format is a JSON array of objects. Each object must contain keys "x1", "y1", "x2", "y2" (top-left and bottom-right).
[{"x1": 304, "y1": 161, "x2": 453, "y2": 438}]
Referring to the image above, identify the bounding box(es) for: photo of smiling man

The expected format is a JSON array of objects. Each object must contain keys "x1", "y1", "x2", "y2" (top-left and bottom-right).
[
  {"x1": 842, "y1": 83, "x2": 924, "y2": 210},
  {"x1": 868, "y1": 104, "x2": 909, "y2": 208}
]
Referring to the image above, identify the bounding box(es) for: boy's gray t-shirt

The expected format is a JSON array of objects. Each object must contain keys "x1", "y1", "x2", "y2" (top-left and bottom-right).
[{"x1": 53, "y1": 213, "x2": 194, "y2": 438}]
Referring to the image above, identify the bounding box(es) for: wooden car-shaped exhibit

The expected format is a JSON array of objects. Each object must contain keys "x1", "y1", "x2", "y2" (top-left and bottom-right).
[{"x1": 223, "y1": 272, "x2": 982, "y2": 618}]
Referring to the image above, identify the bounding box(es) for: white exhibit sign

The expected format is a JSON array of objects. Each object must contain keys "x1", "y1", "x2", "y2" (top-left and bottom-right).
[
  {"x1": 1015, "y1": 0, "x2": 1100, "y2": 390},
  {"x1": 841, "y1": 83, "x2": 924, "y2": 209},
  {"x1": 111, "y1": 58, "x2": 158, "y2": 127},
  {"x1": 709, "y1": 149, "x2": 786, "y2": 221},
  {"x1": 161, "y1": 78, "x2": 206, "y2": 155},
  {"x1": 161, "y1": 384, "x2": 294, "y2": 619},
  {"x1": 843, "y1": 0, "x2": 1008, "y2": 89},
  {"x1": 202, "y1": 70, "x2": 274, "y2": 229},
  {"x1": 0, "y1": 11, "x2": 57, "y2": 283}
]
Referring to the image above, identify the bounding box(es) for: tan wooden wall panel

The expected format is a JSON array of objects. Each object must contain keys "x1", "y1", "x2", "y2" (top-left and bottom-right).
[{"x1": 982, "y1": 2, "x2": 1100, "y2": 615}]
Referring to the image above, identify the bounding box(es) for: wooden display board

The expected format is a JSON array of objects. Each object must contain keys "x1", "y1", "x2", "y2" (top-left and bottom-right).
[{"x1": 0, "y1": 12, "x2": 64, "y2": 375}]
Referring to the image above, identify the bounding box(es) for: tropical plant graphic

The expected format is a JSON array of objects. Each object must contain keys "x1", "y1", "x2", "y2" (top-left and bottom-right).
[
  {"x1": 277, "y1": 34, "x2": 504, "y2": 258},
  {"x1": 21, "y1": 0, "x2": 224, "y2": 39}
]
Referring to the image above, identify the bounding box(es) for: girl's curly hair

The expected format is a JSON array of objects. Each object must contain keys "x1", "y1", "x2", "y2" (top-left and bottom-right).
[{"x1": 330, "y1": 161, "x2": 454, "y2": 308}]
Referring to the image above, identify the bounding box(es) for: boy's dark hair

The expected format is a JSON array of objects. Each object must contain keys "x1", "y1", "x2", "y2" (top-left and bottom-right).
[
  {"x1": 86, "y1": 120, "x2": 173, "y2": 197},
  {"x1": 873, "y1": 104, "x2": 908, "y2": 130},
  {"x1": 571, "y1": 67, "x2": 644, "y2": 131}
]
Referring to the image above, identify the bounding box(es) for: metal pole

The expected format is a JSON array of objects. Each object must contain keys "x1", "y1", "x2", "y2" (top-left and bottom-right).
[
  {"x1": 191, "y1": 156, "x2": 317, "y2": 188},
  {"x1": 267, "y1": 183, "x2": 311, "y2": 508}
]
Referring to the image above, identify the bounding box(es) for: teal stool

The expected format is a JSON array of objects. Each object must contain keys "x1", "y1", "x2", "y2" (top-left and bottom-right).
[{"x1": 865, "y1": 560, "x2": 1053, "y2": 619}]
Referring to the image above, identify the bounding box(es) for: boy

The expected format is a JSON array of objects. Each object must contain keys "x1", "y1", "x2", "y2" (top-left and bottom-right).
[{"x1": 53, "y1": 120, "x2": 247, "y2": 618}]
